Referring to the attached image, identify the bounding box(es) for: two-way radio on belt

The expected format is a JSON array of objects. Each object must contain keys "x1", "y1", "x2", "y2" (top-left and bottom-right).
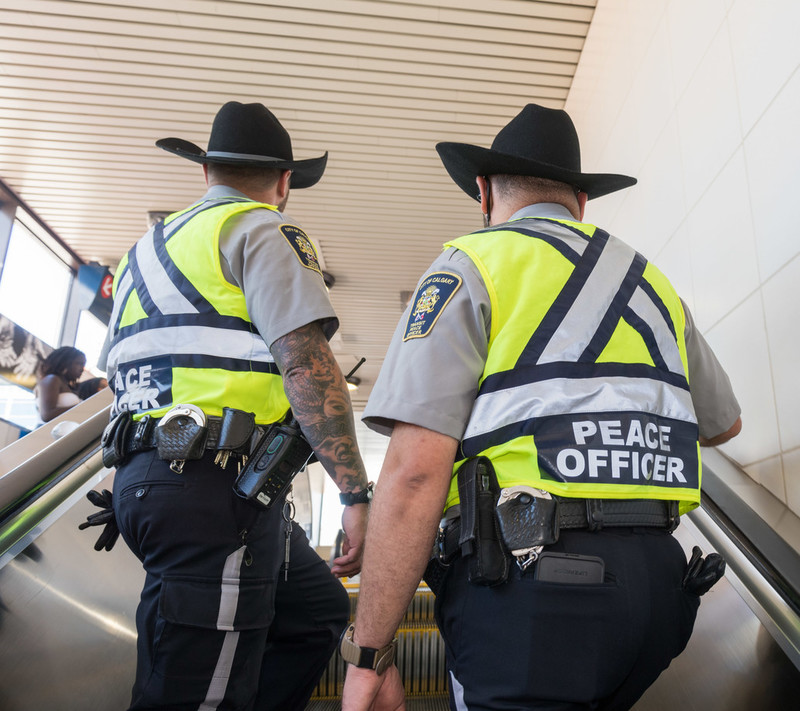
[{"x1": 233, "y1": 357, "x2": 366, "y2": 509}]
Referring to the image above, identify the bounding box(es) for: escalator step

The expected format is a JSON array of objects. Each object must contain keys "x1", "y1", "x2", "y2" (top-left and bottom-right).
[{"x1": 310, "y1": 584, "x2": 450, "y2": 705}]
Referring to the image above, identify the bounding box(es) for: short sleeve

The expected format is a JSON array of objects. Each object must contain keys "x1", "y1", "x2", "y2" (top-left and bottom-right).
[
  {"x1": 363, "y1": 248, "x2": 490, "y2": 439},
  {"x1": 219, "y1": 208, "x2": 338, "y2": 346},
  {"x1": 683, "y1": 302, "x2": 741, "y2": 438}
]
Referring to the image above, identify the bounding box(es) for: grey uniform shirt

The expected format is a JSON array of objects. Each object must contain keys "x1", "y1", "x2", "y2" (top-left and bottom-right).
[
  {"x1": 363, "y1": 203, "x2": 740, "y2": 441},
  {"x1": 212, "y1": 185, "x2": 337, "y2": 346},
  {"x1": 100, "y1": 185, "x2": 335, "y2": 375}
]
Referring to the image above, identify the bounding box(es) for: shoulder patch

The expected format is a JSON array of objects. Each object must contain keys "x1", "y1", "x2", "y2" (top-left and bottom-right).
[
  {"x1": 403, "y1": 271, "x2": 462, "y2": 341},
  {"x1": 280, "y1": 224, "x2": 322, "y2": 275}
]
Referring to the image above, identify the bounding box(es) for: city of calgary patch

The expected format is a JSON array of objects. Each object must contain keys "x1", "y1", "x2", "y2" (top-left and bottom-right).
[
  {"x1": 403, "y1": 271, "x2": 462, "y2": 341},
  {"x1": 280, "y1": 224, "x2": 322, "y2": 275}
]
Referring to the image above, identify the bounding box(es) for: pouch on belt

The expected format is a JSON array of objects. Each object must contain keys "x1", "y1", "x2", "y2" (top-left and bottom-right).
[
  {"x1": 156, "y1": 405, "x2": 208, "y2": 471},
  {"x1": 456, "y1": 457, "x2": 509, "y2": 586}
]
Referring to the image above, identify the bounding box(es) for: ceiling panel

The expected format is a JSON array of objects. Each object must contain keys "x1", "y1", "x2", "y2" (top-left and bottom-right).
[{"x1": 0, "y1": 0, "x2": 597, "y2": 408}]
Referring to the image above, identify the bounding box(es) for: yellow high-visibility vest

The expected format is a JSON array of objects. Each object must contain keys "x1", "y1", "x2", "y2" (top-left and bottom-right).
[
  {"x1": 445, "y1": 217, "x2": 701, "y2": 515},
  {"x1": 107, "y1": 197, "x2": 291, "y2": 424}
]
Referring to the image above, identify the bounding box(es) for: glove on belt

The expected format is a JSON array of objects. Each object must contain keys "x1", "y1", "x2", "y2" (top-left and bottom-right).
[
  {"x1": 78, "y1": 489, "x2": 119, "y2": 552},
  {"x1": 683, "y1": 545, "x2": 726, "y2": 595}
]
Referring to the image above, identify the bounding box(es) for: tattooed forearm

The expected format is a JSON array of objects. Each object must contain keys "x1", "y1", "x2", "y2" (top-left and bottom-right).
[{"x1": 271, "y1": 322, "x2": 368, "y2": 492}]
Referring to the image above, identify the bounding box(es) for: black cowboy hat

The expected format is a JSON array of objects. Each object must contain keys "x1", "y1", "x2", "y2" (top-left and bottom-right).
[
  {"x1": 156, "y1": 101, "x2": 327, "y2": 189},
  {"x1": 436, "y1": 104, "x2": 636, "y2": 201}
]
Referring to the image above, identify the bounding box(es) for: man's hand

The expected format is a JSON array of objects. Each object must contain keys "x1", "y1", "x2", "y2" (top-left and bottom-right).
[
  {"x1": 342, "y1": 664, "x2": 406, "y2": 711},
  {"x1": 332, "y1": 503, "x2": 368, "y2": 578},
  {"x1": 343, "y1": 423, "x2": 456, "y2": 709}
]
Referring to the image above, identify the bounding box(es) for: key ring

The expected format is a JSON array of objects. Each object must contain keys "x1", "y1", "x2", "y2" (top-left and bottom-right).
[{"x1": 282, "y1": 498, "x2": 295, "y2": 524}]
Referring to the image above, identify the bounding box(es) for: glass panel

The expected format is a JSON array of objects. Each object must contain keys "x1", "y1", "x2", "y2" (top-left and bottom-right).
[
  {"x1": 318, "y1": 414, "x2": 388, "y2": 547},
  {"x1": 0, "y1": 377, "x2": 39, "y2": 432},
  {"x1": 74, "y1": 310, "x2": 108, "y2": 376},
  {"x1": 0, "y1": 220, "x2": 72, "y2": 347}
]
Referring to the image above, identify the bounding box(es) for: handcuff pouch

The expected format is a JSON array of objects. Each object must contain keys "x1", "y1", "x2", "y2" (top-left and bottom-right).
[
  {"x1": 496, "y1": 486, "x2": 559, "y2": 554},
  {"x1": 156, "y1": 416, "x2": 208, "y2": 462}
]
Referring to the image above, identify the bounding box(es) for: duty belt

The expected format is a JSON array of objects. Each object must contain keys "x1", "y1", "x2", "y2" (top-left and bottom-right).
[
  {"x1": 437, "y1": 498, "x2": 679, "y2": 563},
  {"x1": 101, "y1": 406, "x2": 270, "y2": 471},
  {"x1": 120, "y1": 414, "x2": 256, "y2": 456}
]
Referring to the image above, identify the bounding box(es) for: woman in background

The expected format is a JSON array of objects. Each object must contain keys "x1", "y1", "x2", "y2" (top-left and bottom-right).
[{"x1": 35, "y1": 346, "x2": 86, "y2": 422}]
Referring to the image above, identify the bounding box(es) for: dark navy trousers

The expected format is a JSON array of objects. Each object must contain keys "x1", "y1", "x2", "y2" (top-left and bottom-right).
[
  {"x1": 433, "y1": 527, "x2": 700, "y2": 711},
  {"x1": 113, "y1": 449, "x2": 349, "y2": 711}
]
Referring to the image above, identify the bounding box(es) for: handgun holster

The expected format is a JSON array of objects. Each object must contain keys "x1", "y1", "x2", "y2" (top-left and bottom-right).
[{"x1": 457, "y1": 457, "x2": 509, "y2": 586}]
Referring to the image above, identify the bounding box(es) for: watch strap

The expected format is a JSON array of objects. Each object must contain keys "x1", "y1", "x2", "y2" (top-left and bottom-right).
[
  {"x1": 339, "y1": 481, "x2": 374, "y2": 506},
  {"x1": 338, "y1": 623, "x2": 397, "y2": 675}
]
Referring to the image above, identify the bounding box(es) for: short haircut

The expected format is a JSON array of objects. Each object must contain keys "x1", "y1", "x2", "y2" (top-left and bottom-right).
[
  {"x1": 206, "y1": 163, "x2": 283, "y2": 191},
  {"x1": 491, "y1": 174, "x2": 577, "y2": 204}
]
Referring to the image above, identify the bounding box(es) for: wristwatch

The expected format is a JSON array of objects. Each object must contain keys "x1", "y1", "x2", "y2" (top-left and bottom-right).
[
  {"x1": 339, "y1": 481, "x2": 374, "y2": 506},
  {"x1": 339, "y1": 623, "x2": 397, "y2": 675}
]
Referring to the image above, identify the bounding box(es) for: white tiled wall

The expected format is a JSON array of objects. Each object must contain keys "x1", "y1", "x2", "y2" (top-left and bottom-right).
[{"x1": 566, "y1": 0, "x2": 800, "y2": 513}]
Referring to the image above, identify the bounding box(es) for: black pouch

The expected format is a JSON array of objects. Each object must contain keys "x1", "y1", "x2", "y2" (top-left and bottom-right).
[
  {"x1": 456, "y1": 457, "x2": 509, "y2": 586},
  {"x1": 101, "y1": 412, "x2": 132, "y2": 468},
  {"x1": 217, "y1": 407, "x2": 256, "y2": 455},
  {"x1": 495, "y1": 486, "x2": 559, "y2": 555},
  {"x1": 156, "y1": 411, "x2": 208, "y2": 463}
]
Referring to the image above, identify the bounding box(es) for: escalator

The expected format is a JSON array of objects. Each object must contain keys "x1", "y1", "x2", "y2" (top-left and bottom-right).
[{"x1": 0, "y1": 395, "x2": 798, "y2": 710}]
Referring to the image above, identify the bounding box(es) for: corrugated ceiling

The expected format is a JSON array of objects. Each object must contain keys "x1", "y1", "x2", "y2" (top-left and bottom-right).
[{"x1": 0, "y1": 0, "x2": 597, "y2": 407}]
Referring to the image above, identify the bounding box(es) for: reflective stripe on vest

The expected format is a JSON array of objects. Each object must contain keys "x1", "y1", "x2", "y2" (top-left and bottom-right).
[
  {"x1": 107, "y1": 198, "x2": 289, "y2": 423},
  {"x1": 445, "y1": 217, "x2": 701, "y2": 514}
]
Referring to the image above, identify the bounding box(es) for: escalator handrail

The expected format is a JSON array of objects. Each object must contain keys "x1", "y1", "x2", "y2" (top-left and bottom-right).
[
  {"x1": 689, "y1": 502, "x2": 800, "y2": 670},
  {"x1": 0, "y1": 389, "x2": 112, "y2": 512},
  {"x1": 0, "y1": 447, "x2": 107, "y2": 566}
]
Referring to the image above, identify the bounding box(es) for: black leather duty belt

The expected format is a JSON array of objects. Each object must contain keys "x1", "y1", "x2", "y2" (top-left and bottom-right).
[
  {"x1": 120, "y1": 413, "x2": 266, "y2": 457},
  {"x1": 122, "y1": 415, "x2": 217, "y2": 455},
  {"x1": 558, "y1": 498, "x2": 679, "y2": 531},
  {"x1": 437, "y1": 498, "x2": 679, "y2": 562}
]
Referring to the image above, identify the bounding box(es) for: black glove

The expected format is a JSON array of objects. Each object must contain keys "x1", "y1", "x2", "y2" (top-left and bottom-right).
[
  {"x1": 682, "y1": 545, "x2": 726, "y2": 596},
  {"x1": 78, "y1": 489, "x2": 120, "y2": 552}
]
